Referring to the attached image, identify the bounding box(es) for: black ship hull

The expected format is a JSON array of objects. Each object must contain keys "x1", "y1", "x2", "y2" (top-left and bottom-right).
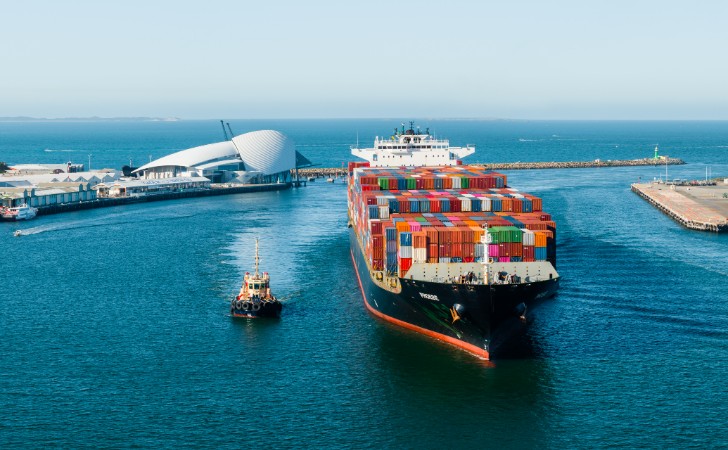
[
  {"x1": 230, "y1": 299, "x2": 282, "y2": 319},
  {"x1": 349, "y1": 228, "x2": 558, "y2": 359}
]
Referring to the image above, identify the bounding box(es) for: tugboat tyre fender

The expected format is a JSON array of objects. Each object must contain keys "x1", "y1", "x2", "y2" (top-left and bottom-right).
[
  {"x1": 253, "y1": 302, "x2": 261, "y2": 312},
  {"x1": 235, "y1": 300, "x2": 243, "y2": 310}
]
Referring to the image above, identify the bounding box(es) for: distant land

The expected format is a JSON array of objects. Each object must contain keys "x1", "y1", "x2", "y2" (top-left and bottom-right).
[{"x1": 0, "y1": 116, "x2": 180, "y2": 122}]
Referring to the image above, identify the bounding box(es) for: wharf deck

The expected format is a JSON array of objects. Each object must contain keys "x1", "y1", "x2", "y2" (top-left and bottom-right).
[
  {"x1": 34, "y1": 183, "x2": 291, "y2": 217},
  {"x1": 631, "y1": 183, "x2": 728, "y2": 232}
]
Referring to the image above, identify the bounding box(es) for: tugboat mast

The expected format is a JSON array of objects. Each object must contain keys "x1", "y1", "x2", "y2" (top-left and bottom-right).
[{"x1": 254, "y1": 238, "x2": 260, "y2": 277}]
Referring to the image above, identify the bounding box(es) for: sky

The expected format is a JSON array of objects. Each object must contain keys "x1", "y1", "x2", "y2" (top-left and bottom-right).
[{"x1": 1, "y1": 0, "x2": 727, "y2": 120}]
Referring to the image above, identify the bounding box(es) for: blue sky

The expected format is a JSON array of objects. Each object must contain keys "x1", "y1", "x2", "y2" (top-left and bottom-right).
[{"x1": 1, "y1": 0, "x2": 727, "y2": 119}]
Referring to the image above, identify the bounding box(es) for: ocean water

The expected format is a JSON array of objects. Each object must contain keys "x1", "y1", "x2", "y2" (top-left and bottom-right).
[{"x1": 1, "y1": 120, "x2": 727, "y2": 448}]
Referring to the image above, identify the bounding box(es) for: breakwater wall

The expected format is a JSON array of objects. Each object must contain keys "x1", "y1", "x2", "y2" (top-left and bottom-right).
[
  {"x1": 296, "y1": 158, "x2": 685, "y2": 178},
  {"x1": 631, "y1": 183, "x2": 728, "y2": 233},
  {"x1": 36, "y1": 183, "x2": 291, "y2": 217}
]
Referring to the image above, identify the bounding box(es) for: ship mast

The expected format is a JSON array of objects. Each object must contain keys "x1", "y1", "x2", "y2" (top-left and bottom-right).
[
  {"x1": 482, "y1": 225, "x2": 491, "y2": 284},
  {"x1": 254, "y1": 238, "x2": 260, "y2": 277}
]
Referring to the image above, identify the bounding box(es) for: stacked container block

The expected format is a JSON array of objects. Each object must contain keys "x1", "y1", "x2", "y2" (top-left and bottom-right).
[{"x1": 348, "y1": 164, "x2": 556, "y2": 277}]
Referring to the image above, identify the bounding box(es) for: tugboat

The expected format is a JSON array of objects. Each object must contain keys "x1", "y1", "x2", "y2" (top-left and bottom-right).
[{"x1": 230, "y1": 238, "x2": 282, "y2": 318}]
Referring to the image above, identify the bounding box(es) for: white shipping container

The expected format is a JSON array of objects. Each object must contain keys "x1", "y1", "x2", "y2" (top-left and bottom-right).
[
  {"x1": 399, "y1": 245, "x2": 413, "y2": 259},
  {"x1": 379, "y1": 206, "x2": 389, "y2": 219},
  {"x1": 459, "y1": 197, "x2": 471, "y2": 212},
  {"x1": 521, "y1": 229, "x2": 535, "y2": 246}
]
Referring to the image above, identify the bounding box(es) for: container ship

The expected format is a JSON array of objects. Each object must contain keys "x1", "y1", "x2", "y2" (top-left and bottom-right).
[{"x1": 348, "y1": 123, "x2": 559, "y2": 359}]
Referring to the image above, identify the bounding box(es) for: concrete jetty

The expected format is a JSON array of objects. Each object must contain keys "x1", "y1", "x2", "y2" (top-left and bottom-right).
[
  {"x1": 297, "y1": 157, "x2": 685, "y2": 178},
  {"x1": 632, "y1": 182, "x2": 728, "y2": 232}
]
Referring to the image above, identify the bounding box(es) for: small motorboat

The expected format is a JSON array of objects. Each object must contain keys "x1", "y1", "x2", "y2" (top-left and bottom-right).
[
  {"x1": 230, "y1": 238, "x2": 282, "y2": 318},
  {"x1": 13, "y1": 230, "x2": 22, "y2": 237}
]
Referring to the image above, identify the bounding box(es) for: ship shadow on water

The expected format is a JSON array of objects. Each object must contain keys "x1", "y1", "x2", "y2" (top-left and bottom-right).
[
  {"x1": 370, "y1": 313, "x2": 546, "y2": 368},
  {"x1": 228, "y1": 313, "x2": 282, "y2": 348},
  {"x1": 365, "y1": 323, "x2": 555, "y2": 447}
]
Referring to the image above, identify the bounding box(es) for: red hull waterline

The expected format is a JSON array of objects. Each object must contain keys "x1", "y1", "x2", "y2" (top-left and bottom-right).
[{"x1": 351, "y1": 250, "x2": 490, "y2": 360}]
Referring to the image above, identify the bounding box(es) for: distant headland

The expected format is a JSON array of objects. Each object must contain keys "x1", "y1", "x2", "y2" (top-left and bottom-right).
[{"x1": 0, "y1": 116, "x2": 180, "y2": 122}]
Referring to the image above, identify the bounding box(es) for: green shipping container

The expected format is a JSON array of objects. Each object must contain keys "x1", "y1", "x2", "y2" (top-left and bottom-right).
[{"x1": 487, "y1": 225, "x2": 523, "y2": 243}]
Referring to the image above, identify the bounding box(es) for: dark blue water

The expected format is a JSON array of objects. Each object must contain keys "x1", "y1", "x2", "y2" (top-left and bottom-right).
[{"x1": 1, "y1": 120, "x2": 727, "y2": 447}]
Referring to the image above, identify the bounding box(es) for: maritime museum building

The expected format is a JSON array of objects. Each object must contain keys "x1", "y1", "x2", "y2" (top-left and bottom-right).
[{"x1": 134, "y1": 130, "x2": 297, "y2": 184}]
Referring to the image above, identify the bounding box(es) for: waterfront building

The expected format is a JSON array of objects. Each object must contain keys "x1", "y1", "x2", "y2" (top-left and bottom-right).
[
  {"x1": 0, "y1": 183, "x2": 97, "y2": 209},
  {"x1": 0, "y1": 171, "x2": 119, "y2": 188},
  {"x1": 134, "y1": 130, "x2": 297, "y2": 184},
  {"x1": 4, "y1": 162, "x2": 85, "y2": 175},
  {"x1": 95, "y1": 177, "x2": 211, "y2": 198}
]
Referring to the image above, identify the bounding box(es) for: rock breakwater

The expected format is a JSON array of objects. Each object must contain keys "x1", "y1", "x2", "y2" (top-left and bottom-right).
[{"x1": 295, "y1": 158, "x2": 685, "y2": 178}]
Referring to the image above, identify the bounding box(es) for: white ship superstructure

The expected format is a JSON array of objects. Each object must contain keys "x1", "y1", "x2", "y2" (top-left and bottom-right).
[{"x1": 351, "y1": 122, "x2": 475, "y2": 167}]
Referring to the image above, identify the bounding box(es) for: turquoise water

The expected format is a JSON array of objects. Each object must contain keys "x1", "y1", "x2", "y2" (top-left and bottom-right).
[{"x1": 1, "y1": 120, "x2": 727, "y2": 447}]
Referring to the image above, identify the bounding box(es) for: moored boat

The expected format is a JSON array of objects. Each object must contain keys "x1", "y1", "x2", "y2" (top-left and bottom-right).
[
  {"x1": 231, "y1": 238, "x2": 282, "y2": 318},
  {"x1": 1, "y1": 204, "x2": 38, "y2": 221}
]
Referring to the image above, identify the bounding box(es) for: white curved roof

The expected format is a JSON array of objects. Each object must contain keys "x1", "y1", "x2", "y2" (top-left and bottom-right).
[
  {"x1": 232, "y1": 130, "x2": 296, "y2": 174},
  {"x1": 135, "y1": 130, "x2": 296, "y2": 175},
  {"x1": 136, "y1": 141, "x2": 237, "y2": 172}
]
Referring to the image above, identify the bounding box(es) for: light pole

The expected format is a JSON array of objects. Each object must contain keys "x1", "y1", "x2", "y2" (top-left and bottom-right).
[
  {"x1": 88, "y1": 154, "x2": 92, "y2": 172},
  {"x1": 665, "y1": 155, "x2": 668, "y2": 183}
]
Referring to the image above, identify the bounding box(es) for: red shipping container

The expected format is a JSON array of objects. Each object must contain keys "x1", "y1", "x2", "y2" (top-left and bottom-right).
[
  {"x1": 425, "y1": 228, "x2": 439, "y2": 244},
  {"x1": 399, "y1": 257, "x2": 412, "y2": 272},
  {"x1": 370, "y1": 221, "x2": 383, "y2": 235},
  {"x1": 427, "y1": 244, "x2": 439, "y2": 258},
  {"x1": 413, "y1": 232, "x2": 427, "y2": 248},
  {"x1": 523, "y1": 245, "x2": 535, "y2": 260},
  {"x1": 512, "y1": 198, "x2": 522, "y2": 213}
]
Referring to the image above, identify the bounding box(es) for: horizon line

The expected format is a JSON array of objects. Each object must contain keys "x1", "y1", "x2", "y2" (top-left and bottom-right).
[{"x1": 3, "y1": 116, "x2": 728, "y2": 122}]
